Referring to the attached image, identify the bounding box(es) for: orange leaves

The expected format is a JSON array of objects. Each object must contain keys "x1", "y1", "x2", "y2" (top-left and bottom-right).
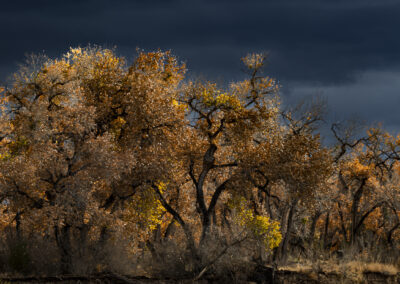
[
  {"x1": 2, "y1": 46, "x2": 400, "y2": 262},
  {"x1": 342, "y1": 158, "x2": 374, "y2": 180},
  {"x1": 133, "y1": 50, "x2": 185, "y2": 88},
  {"x1": 242, "y1": 53, "x2": 266, "y2": 70}
]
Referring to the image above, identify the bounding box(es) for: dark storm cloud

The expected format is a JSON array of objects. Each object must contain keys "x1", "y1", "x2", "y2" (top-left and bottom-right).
[
  {"x1": 1, "y1": 0, "x2": 400, "y2": 129},
  {"x1": 2, "y1": 0, "x2": 400, "y2": 81}
]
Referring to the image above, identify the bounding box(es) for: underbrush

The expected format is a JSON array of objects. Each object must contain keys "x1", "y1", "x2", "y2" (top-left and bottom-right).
[{"x1": 0, "y1": 228, "x2": 399, "y2": 283}]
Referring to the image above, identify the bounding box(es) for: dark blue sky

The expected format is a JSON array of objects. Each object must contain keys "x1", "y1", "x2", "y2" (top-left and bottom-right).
[{"x1": 1, "y1": 0, "x2": 400, "y2": 134}]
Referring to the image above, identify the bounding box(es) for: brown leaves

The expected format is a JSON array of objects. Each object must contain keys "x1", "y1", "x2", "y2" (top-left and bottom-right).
[{"x1": 3, "y1": 46, "x2": 400, "y2": 259}]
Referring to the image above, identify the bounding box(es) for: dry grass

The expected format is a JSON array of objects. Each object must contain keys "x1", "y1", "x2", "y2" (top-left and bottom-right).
[
  {"x1": 344, "y1": 261, "x2": 398, "y2": 276},
  {"x1": 279, "y1": 263, "x2": 313, "y2": 274},
  {"x1": 279, "y1": 260, "x2": 399, "y2": 283}
]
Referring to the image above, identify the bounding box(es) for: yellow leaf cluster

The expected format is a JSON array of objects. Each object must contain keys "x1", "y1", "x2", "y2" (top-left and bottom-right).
[
  {"x1": 200, "y1": 89, "x2": 242, "y2": 110},
  {"x1": 228, "y1": 195, "x2": 282, "y2": 250},
  {"x1": 125, "y1": 186, "x2": 166, "y2": 232}
]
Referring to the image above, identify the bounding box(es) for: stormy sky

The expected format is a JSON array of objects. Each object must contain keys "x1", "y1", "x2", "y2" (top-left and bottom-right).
[{"x1": 1, "y1": 0, "x2": 400, "y2": 135}]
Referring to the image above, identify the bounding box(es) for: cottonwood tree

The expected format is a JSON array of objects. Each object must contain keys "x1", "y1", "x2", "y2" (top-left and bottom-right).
[
  {"x1": 243, "y1": 98, "x2": 332, "y2": 263},
  {"x1": 0, "y1": 47, "x2": 188, "y2": 273},
  {"x1": 3, "y1": 46, "x2": 399, "y2": 276},
  {"x1": 327, "y1": 125, "x2": 400, "y2": 249},
  {"x1": 0, "y1": 50, "x2": 119, "y2": 273},
  {"x1": 0, "y1": 48, "x2": 284, "y2": 274},
  {"x1": 144, "y1": 53, "x2": 285, "y2": 271}
]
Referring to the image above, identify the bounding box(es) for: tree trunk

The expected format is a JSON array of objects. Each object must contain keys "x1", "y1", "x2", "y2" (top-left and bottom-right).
[
  {"x1": 309, "y1": 211, "x2": 321, "y2": 243},
  {"x1": 278, "y1": 199, "x2": 297, "y2": 264},
  {"x1": 15, "y1": 211, "x2": 21, "y2": 240},
  {"x1": 350, "y1": 179, "x2": 366, "y2": 245},
  {"x1": 55, "y1": 224, "x2": 72, "y2": 274},
  {"x1": 337, "y1": 201, "x2": 348, "y2": 243},
  {"x1": 78, "y1": 224, "x2": 89, "y2": 258},
  {"x1": 323, "y1": 212, "x2": 330, "y2": 249}
]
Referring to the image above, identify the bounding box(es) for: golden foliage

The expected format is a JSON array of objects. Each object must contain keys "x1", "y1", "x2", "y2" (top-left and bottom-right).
[{"x1": 1, "y1": 46, "x2": 400, "y2": 273}]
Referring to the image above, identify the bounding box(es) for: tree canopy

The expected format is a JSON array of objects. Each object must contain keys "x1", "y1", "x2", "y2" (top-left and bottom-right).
[{"x1": 0, "y1": 47, "x2": 400, "y2": 277}]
